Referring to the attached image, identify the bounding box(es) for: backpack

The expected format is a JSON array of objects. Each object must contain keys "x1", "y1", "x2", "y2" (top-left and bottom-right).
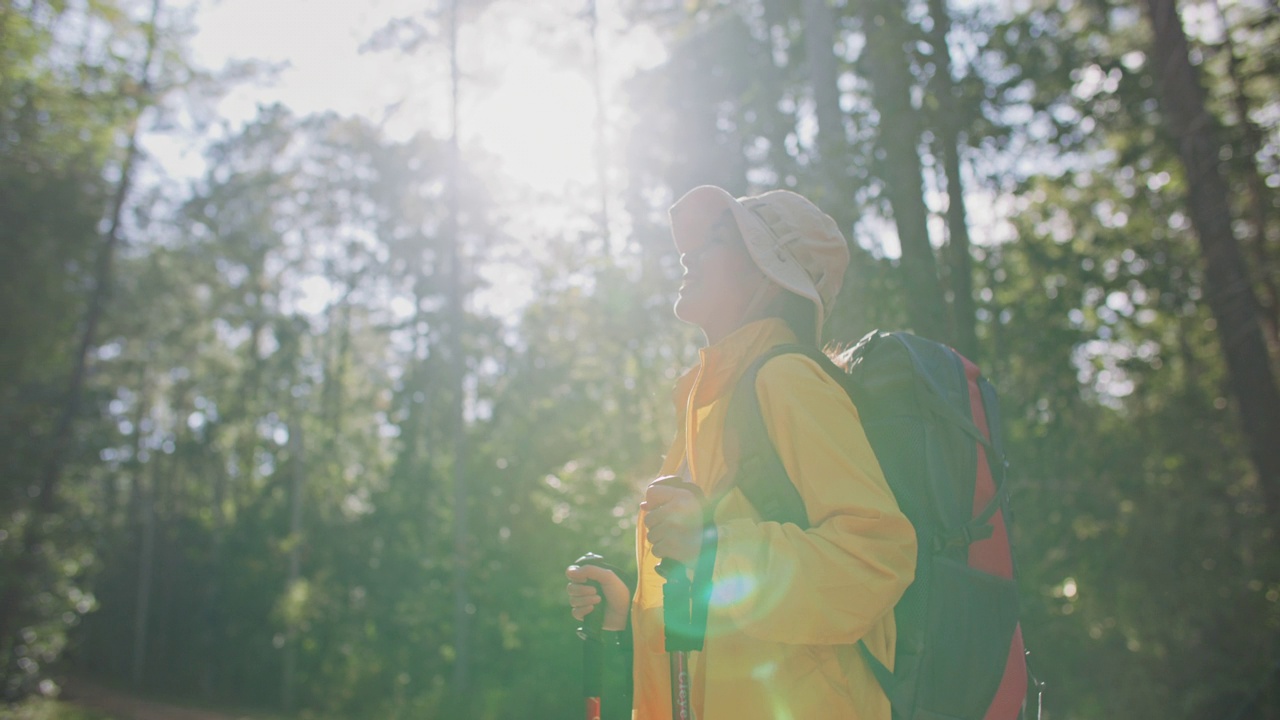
[{"x1": 726, "y1": 330, "x2": 1035, "y2": 720}]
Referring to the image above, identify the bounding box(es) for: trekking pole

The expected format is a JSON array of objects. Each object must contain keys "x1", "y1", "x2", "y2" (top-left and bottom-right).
[
  {"x1": 649, "y1": 474, "x2": 705, "y2": 720},
  {"x1": 655, "y1": 556, "x2": 695, "y2": 720},
  {"x1": 574, "y1": 552, "x2": 611, "y2": 720}
]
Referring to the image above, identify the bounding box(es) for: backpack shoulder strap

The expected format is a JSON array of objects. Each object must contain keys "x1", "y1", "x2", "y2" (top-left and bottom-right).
[
  {"x1": 726, "y1": 343, "x2": 840, "y2": 529},
  {"x1": 727, "y1": 340, "x2": 908, "y2": 705}
]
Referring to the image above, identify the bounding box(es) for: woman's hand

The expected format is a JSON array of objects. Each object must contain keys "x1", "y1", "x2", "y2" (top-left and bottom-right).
[
  {"x1": 565, "y1": 563, "x2": 630, "y2": 631},
  {"x1": 641, "y1": 477, "x2": 706, "y2": 565}
]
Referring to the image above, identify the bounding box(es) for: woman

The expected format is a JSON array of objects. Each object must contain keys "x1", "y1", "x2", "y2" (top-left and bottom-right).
[{"x1": 567, "y1": 185, "x2": 916, "y2": 719}]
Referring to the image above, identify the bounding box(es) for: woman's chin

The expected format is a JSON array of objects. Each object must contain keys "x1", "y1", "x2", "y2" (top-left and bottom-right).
[{"x1": 673, "y1": 294, "x2": 700, "y2": 326}]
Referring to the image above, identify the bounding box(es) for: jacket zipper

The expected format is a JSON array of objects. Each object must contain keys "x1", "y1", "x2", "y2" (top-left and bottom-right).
[{"x1": 683, "y1": 350, "x2": 709, "y2": 487}]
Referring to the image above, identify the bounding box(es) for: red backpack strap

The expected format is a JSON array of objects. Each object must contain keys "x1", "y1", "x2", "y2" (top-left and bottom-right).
[{"x1": 961, "y1": 357, "x2": 1029, "y2": 720}]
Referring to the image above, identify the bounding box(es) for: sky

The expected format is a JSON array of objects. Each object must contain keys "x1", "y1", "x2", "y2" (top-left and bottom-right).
[
  {"x1": 175, "y1": 0, "x2": 662, "y2": 194},
  {"x1": 160, "y1": 0, "x2": 667, "y2": 319}
]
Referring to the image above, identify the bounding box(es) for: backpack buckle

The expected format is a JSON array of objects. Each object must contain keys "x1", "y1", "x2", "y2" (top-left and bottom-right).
[
  {"x1": 934, "y1": 522, "x2": 995, "y2": 552},
  {"x1": 965, "y1": 522, "x2": 995, "y2": 543}
]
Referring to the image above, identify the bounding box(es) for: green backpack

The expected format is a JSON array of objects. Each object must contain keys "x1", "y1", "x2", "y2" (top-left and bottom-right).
[{"x1": 726, "y1": 330, "x2": 1036, "y2": 720}]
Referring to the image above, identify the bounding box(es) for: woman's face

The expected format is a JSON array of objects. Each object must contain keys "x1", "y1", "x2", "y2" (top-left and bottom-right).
[{"x1": 674, "y1": 209, "x2": 764, "y2": 344}]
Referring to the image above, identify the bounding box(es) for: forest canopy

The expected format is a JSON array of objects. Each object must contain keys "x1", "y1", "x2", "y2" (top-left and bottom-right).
[{"x1": 0, "y1": 0, "x2": 1277, "y2": 718}]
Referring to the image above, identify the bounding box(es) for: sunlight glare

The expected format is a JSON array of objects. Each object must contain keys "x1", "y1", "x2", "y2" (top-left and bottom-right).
[{"x1": 469, "y1": 53, "x2": 599, "y2": 192}]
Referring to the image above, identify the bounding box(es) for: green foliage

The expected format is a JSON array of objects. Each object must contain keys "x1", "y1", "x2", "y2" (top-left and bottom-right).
[
  {"x1": 0, "y1": 698, "x2": 119, "y2": 720},
  {"x1": 1, "y1": 0, "x2": 1277, "y2": 718},
  {"x1": 0, "y1": 0, "x2": 177, "y2": 699}
]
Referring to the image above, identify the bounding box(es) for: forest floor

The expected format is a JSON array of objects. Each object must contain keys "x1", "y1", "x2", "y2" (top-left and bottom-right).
[{"x1": 57, "y1": 679, "x2": 260, "y2": 720}]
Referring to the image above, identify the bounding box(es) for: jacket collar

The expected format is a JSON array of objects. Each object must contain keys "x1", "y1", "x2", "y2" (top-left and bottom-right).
[{"x1": 672, "y1": 317, "x2": 800, "y2": 411}]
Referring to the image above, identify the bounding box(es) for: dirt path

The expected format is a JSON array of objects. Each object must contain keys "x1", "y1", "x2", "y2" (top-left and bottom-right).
[{"x1": 61, "y1": 680, "x2": 257, "y2": 720}]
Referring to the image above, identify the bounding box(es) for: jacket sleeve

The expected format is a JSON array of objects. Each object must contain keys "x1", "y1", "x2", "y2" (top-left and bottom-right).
[{"x1": 707, "y1": 353, "x2": 917, "y2": 645}]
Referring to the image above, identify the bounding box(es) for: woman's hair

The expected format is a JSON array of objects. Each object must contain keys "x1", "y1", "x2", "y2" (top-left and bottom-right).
[{"x1": 770, "y1": 290, "x2": 818, "y2": 347}]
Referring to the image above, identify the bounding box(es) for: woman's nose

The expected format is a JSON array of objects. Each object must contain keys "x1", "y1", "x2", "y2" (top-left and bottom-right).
[{"x1": 679, "y1": 239, "x2": 717, "y2": 270}]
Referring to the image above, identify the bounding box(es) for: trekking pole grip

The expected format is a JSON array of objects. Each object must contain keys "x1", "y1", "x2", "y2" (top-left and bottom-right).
[
  {"x1": 574, "y1": 552, "x2": 616, "y2": 720},
  {"x1": 574, "y1": 552, "x2": 611, "y2": 638},
  {"x1": 655, "y1": 557, "x2": 698, "y2": 652},
  {"x1": 647, "y1": 475, "x2": 706, "y2": 654}
]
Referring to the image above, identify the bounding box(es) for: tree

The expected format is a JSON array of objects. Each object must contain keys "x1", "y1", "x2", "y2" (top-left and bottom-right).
[
  {"x1": 1142, "y1": 0, "x2": 1280, "y2": 511},
  {"x1": 853, "y1": 0, "x2": 951, "y2": 343},
  {"x1": 0, "y1": 0, "x2": 174, "y2": 697},
  {"x1": 1206, "y1": 0, "x2": 1280, "y2": 350},
  {"x1": 925, "y1": 0, "x2": 981, "y2": 359},
  {"x1": 5, "y1": 0, "x2": 1274, "y2": 716}
]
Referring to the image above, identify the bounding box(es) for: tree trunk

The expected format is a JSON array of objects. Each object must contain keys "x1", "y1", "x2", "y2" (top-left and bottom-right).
[
  {"x1": 447, "y1": 0, "x2": 472, "y2": 705},
  {"x1": 855, "y1": 0, "x2": 951, "y2": 343},
  {"x1": 803, "y1": 0, "x2": 844, "y2": 170},
  {"x1": 926, "y1": 0, "x2": 979, "y2": 360},
  {"x1": 131, "y1": 455, "x2": 157, "y2": 687},
  {"x1": 125, "y1": 376, "x2": 152, "y2": 685},
  {"x1": 1143, "y1": 0, "x2": 1280, "y2": 512},
  {"x1": 0, "y1": 0, "x2": 163, "y2": 660},
  {"x1": 281, "y1": 418, "x2": 304, "y2": 711},
  {"x1": 1209, "y1": 0, "x2": 1279, "y2": 353},
  {"x1": 199, "y1": 423, "x2": 228, "y2": 700},
  {"x1": 587, "y1": 0, "x2": 612, "y2": 253}
]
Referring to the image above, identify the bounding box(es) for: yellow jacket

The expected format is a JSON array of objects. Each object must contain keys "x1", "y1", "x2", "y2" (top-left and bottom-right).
[{"x1": 632, "y1": 318, "x2": 917, "y2": 720}]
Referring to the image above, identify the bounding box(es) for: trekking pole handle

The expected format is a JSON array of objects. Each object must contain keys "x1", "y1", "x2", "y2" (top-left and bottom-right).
[
  {"x1": 648, "y1": 475, "x2": 694, "y2": 586},
  {"x1": 574, "y1": 552, "x2": 612, "y2": 638},
  {"x1": 647, "y1": 475, "x2": 706, "y2": 655}
]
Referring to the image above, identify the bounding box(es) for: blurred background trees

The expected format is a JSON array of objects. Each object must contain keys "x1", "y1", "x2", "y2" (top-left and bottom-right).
[{"x1": 0, "y1": 0, "x2": 1277, "y2": 718}]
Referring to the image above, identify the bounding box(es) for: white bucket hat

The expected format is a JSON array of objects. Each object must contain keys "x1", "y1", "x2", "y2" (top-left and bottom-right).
[{"x1": 670, "y1": 185, "x2": 851, "y2": 340}]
